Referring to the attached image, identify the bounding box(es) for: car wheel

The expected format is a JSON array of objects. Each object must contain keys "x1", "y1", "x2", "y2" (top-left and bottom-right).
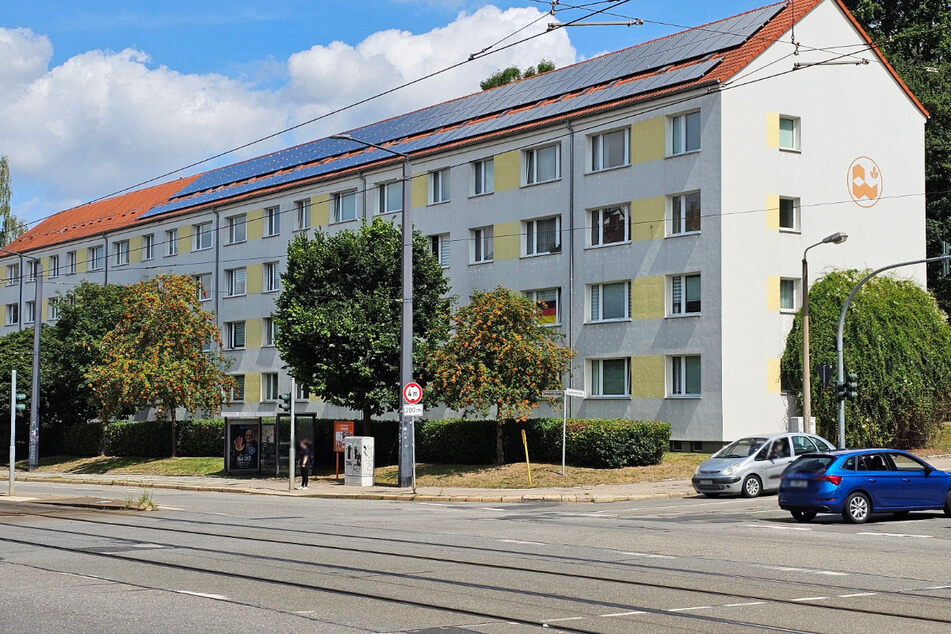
[
  {"x1": 741, "y1": 475, "x2": 762, "y2": 498},
  {"x1": 702, "y1": 493, "x2": 720, "y2": 498},
  {"x1": 842, "y1": 492, "x2": 871, "y2": 524},
  {"x1": 944, "y1": 490, "x2": 951, "y2": 517},
  {"x1": 791, "y1": 510, "x2": 817, "y2": 523}
]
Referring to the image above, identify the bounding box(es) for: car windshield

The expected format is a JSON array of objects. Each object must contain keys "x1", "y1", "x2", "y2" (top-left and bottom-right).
[
  {"x1": 715, "y1": 437, "x2": 768, "y2": 459},
  {"x1": 786, "y1": 455, "x2": 835, "y2": 474}
]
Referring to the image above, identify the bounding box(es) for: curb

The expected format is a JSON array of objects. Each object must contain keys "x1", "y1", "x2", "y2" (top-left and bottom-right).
[{"x1": 10, "y1": 475, "x2": 697, "y2": 504}]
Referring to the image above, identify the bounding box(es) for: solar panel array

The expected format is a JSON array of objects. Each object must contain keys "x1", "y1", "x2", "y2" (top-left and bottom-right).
[{"x1": 153, "y1": 2, "x2": 783, "y2": 216}]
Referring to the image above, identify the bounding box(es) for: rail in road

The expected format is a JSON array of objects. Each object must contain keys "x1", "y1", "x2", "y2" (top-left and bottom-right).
[{"x1": 1, "y1": 493, "x2": 950, "y2": 632}]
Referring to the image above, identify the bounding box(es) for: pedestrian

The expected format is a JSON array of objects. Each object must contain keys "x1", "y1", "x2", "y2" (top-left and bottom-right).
[{"x1": 296, "y1": 438, "x2": 313, "y2": 490}]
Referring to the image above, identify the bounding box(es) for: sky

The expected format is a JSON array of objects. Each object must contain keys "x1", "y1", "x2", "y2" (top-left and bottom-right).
[{"x1": 1, "y1": 0, "x2": 769, "y2": 225}]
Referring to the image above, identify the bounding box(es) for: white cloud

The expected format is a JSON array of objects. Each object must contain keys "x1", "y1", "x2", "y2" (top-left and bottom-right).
[{"x1": 0, "y1": 27, "x2": 52, "y2": 88}]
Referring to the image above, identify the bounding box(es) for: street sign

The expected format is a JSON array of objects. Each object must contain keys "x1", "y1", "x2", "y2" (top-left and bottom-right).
[
  {"x1": 565, "y1": 388, "x2": 586, "y2": 398},
  {"x1": 541, "y1": 389, "x2": 563, "y2": 398},
  {"x1": 402, "y1": 382, "x2": 423, "y2": 404},
  {"x1": 403, "y1": 403, "x2": 424, "y2": 417}
]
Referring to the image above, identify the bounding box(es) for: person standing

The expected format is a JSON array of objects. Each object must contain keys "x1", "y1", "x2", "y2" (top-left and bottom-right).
[{"x1": 296, "y1": 438, "x2": 313, "y2": 490}]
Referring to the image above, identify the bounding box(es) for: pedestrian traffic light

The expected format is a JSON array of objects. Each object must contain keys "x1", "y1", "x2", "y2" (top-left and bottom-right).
[
  {"x1": 277, "y1": 392, "x2": 291, "y2": 411},
  {"x1": 942, "y1": 242, "x2": 951, "y2": 278},
  {"x1": 15, "y1": 392, "x2": 27, "y2": 412},
  {"x1": 835, "y1": 382, "x2": 848, "y2": 402},
  {"x1": 846, "y1": 371, "x2": 858, "y2": 401}
]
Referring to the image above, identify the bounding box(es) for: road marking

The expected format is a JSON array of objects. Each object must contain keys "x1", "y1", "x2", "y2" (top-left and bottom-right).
[
  {"x1": 857, "y1": 532, "x2": 932, "y2": 538},
  {"x1": 839, "y1": 592, "x2": 877, "y2": 598},
  {"x1": 175, "y1": 590, "x2": 230, "y2": 601},
  {"x1": 158, "y1": 506, "x2": 184, "y2": 511},
  {"x1": 668, "y1": 606, "x2": 711, "y2": 612},
  {"x1": 293, "y1": 610, "x2": 317, "y2": 615},
  {"x1": 479, "y1": 507, "x2": 506, "y2": 512},
  {"x1": 762, "y1": 565, "x2": 848, "y2": 576},
  {"x1": 130, "y1": 543, "x2": 165, "y2": 549},
  {"x1": 557, "y1": 512, "x2": 617, "y2": 518},
  {"x1": 790, "y1": 596, "x2": 828, "y2": 602},
  {"x1": 498, "y1": 539, "x2": 545, "y2": 546},
  {"x1": 746, "y1": 524, "x2": 811, "y2": 531},
  {"x1": 924, "y1": 585, "x2": 951, "y2": 590},
  {"x1": 419, "y1": 502, "x2": 449, "y2": 507},
  {"x1": 619, "y1": 551, "x2": 676, "y2": 559},
  {"x1": 600, "y1": 611, "x2": 646, "y2": 617},
  {"x1": 542, "y1": 617, "x2": 584, "y2": 623},
  {"x1": 723, "y1": 601, "x2": 767, "y2": 607}
]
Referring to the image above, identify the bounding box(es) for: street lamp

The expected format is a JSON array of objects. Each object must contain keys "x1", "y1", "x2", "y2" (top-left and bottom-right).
[
  {"x1": 330, "y1": 134, "x2": 416, "y2": 488},
  {"x1": 0, "y1": 246, "x2": 42, "y2": 471},
  {"x1": 801, "y1": 231, "x2": 847, "y2": 435}
]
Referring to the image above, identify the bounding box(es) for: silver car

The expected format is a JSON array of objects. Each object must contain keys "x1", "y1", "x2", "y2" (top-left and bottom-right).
[{"x1": 692, "y1": 432, "x2": 837, "y2": 498}]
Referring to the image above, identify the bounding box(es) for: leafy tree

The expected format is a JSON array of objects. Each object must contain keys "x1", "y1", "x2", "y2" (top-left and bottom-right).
[
  {"x1": 85, "y1": 274, "x2": 234, "y2": 455},
  {"x1": 0, "y1": 328, "x2": 63, "y2": 455},
  {"x1": 842, "y1": 2, "x2": 951, "y2": 315},
  {"x1": 480, "y1": 59, "x2": 556, "y2": 90},
  {"x1": 427, "y1": 286, "x2": 575, "y2": 463},
  {"x1": 0, "y1": 156, "x2": 27, "y2": 247},
  {"x1": 274, "y1": 219, "x2": 451, "y2": 431},
  {"x1": 780, "y1": 270, "x2": 951, "y2": 448}
]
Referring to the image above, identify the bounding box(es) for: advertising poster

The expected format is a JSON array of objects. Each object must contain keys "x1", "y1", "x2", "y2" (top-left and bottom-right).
[
  {"x1": 334, "y1": 421, "x2": 354, "y2": 453},
  {"x1": 229, "y1": 422, "x2": 261, "y2": 472}
]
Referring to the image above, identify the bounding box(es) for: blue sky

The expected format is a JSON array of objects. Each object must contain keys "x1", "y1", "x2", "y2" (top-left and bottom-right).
[{"x1": 1, "y1": 0, "x2": 768, "y2": 224}]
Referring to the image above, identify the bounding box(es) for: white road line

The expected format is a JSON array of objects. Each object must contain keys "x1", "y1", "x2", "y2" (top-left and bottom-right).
[
  {"x1": 600, "y1": 611, "x2": 647, "y2": 617},
  {"x1": 293, "y1": 610, "x2": 317, "y2": 615},
  {"x1": 723, "y1": 601, "x2": 767, "y2": 607},
  {"x1": 668, "y1": 606, "x2": 711, "y2": 612},
  {"x1": 158, "y1": 506, "x2": 184, "y2": 511},
  {"x1": 619, "y1": 551, "x2": 676, "y2": 559},
  {"x1": 479, "y1": 507, "x2": 506, "y2": 512},
  {"x1": 557, "y1": 512, "x2": 618, "y2": 518},
  {"x1": 857, "y1": 532, "x2": 932, "y2": 538},
  {"x1": 175, "y1": 590, "x2": 230, "y2": 601},
  {"x1": 419, "y1": 502, "x2": 449, "y2": 507},
  {"x1": 761, "y1": 565, "x2": 848, "y2": 576},
  {"x1": 925, "y1": 585, "x2": 951, "y2": 590},
  {"x1": 542, "y1": 617, "x2": 585, "y2": 623},
  {"x1": 130, "y1": 543, "x2": 165, "y2": 549},
  {"x1": 746, "y1": 524, "x2": 811, "y2": 531},
  {"x1": 839, "y1": 592, "x2": 878, "y2": 598},
  {"x1": 790, "y1": 596, "x2": 828, "y2": 602},
  {"x1": 498, "y1": 539, "x2": 545, "y2": 546}
]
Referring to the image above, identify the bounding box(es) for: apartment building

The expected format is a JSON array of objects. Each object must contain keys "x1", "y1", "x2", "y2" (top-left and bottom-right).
[{"x1": 0, "y1": 0, "x2": 926, "y2": 446}]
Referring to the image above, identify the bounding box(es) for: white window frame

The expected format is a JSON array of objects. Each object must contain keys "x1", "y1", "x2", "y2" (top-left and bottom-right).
[
  {"x1": 228, "y1": 321, "x2": 246, "y2": 349},
  {"x1": 5, "y1": 303, "x2": 18, "y2": 326},
  {"x1": 88, "y1": 246, "x2": 104, "y2": 271},
  {"x1": 113, "y1": 240, "x2": 130, "y2": 267},
  {"x1": 142, "y1": 234, "x2": 154, "y2": 261},
  {"x1": 524, "y1": 215, "x2": 561, "y2": 257},
  {"x1": 779, "y1": 196, "x2": 800, "y2": 232},
  {"x1": 590, "y1": 128, "x2": 630, "y2": 172},
  {"x1": 192, "y1": 222, "x2": 213, "y2": 251},
  {"x1": 230, "y1": 375, "x2": 245, "y2": 402},
  {"x1": 470, "y1": 226, "x2": 494, "y2": 264},
  {"x1": 668, "y1": 191, "x2": 701, "y2": 236},
  {"x1": 376, "y1": 181, "x2": 403, "y2": 214},
  {"x1": 472, "y1": 158, "x2": 494, "y2": 196},
  {"x1": 27, "y1": 260, "x2": 38, "y2": 281},
  {"x1": 166, "y1": 229, "x2": 178, "y2": 256},
  {"x1": 669, "y1": 110, "x2": 701, "y2": 156},
  {"x1": 429, "y1": 168, "x2": 450, "y2": 204},
  {"x1": 430, "y1": 234, "x2": 450, "y2": 268},
  {"x1": 669, "y1": 355, "x2": 701, "y2": 398},
  {"x1": 264, "y1": 206, "x2": 280, "y2": 237},
  {"x1": 48, "y1": 298, "x2": 60, "y2": 321},
  {"x1": 589, "y1": 357, "x2": 631, "y2": 398},
  {"x1": 779, "y1": 115, "x2": 801, "y2": 151},
  {"x1": 780, "y1": 278, "x2": 799, "y2": 313},
  {"x1": 5, "y1": 263, "x2": 18, "y2": 286},
  {"x1": 525, "y1": 288, "x2": 560, "y2": 326},
  {"x1": 523, "y1": 143, "x2": 560, "y2": 185},
  {"x1": 227, "y1": 214, "x2": 247, "y2": 244},
  {"x1": 262, "y1": 373, "x2": 279, "y2": 402},
  {"x1": 589, "y1": 205, "x2": 630, "y2": 247},
  {"x1": 193, "y1": 273, "x2": 212, "y2": 302},
  {"x1": 669, "y1": 273, "x2": 701, "y2": 316},
  {"x1": 263, "y1": 316, "x2": 275, "y2": 347},
  {"x1": 226, "y1": 268, "x2": 247, "y2": 297},
  {"x1": 66, "y1": 251, "x2": 77, "y2": 275},
  {"x1": 24, "y1": 300, "x2": 35, "y2": 324},
  {"x1": 294, "y1": 199, "x2": 311, "y2": 231},
  {"x1": 333, "y1": 190, "x2": 357, "y2": 223},
  {"x1": 588, "y1": 281, "x2": 631, "y2": 322},
  {"x1": 264, "y1": 261, "x2": 280, "y2": 293},
  {"x1": 295, "y1": 382, "x2": 309, "y2": 402}
]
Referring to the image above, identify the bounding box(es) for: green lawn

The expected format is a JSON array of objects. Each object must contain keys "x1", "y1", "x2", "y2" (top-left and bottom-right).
[{"x1": 20, "y1": 455, "x2": 224, "y2": 476}]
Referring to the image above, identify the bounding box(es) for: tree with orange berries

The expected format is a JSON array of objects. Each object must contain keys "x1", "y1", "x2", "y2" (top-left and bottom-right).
[
  {"x1": 86, "y1": 274, "x2": 235, "y2": 455},
  {"x1": 427, "y1": 286, "x2": 574, "y2": 463}
]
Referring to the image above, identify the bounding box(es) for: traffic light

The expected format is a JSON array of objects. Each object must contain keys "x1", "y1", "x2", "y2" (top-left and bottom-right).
[
  {"x1": 846, "y1": 371, "x2": 858, "y2": 401},
  {"x1": 277, "y1": 392, "x2": 291, "y2": 411},
  {"x1": 835, "y1": 382, "x2": 848, "y2": 402},
  {"x1": 942, "y1": 242, "x2": 950, "y2": 278},
  {"x1": 15, "y1": 392, "x2": 27, "y2": 412}
]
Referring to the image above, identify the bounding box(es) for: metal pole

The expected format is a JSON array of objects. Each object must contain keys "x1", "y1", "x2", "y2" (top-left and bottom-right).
[
  {"x1": 28, "y1": 264, "x2": 41, "y2": 472},
  {"x1": 289, "y1": 377, "x2": 296, "y2": 491},
  {"x1": 836, "y1": 254, "x2": 949, "y2": 448},
  {"x1": 398, "y1": 156, "x2": 415, "y2": 489},
  {"x1": 9, "y1": 370, "x2": 15, "y2": 496},
  {"x1": 801, "y1": 256, "x2": 811, "y2": 434},
  {"x1": 561, "y1": 392, "x2": 567, "y2": 477}
]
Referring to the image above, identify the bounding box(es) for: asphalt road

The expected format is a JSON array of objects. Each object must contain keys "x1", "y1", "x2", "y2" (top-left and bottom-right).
[{"x1": 1, "y1": 482, "x2": 949, "y2": 633}]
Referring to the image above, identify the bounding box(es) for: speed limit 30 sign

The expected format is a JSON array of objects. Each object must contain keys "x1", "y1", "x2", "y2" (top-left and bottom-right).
[{"x1": 402, "y1": 382, "x2": 423, "y2": 404}]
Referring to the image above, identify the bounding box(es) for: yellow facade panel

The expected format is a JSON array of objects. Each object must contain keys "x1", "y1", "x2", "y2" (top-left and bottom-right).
[
  {"x1": 631, "y1": 196, "x2": 665, "y2": 241},
  {"x1": 311, "y1": 194, "x2": 330, "y2": 227},
  {"x1": 765, "y1": 112, "x2": 779, "y2": 148},
  {"x1": 246, "y1": 208, "x2": 264, "y2": 241},
  {"x1": 412, "y1": 173, "x2": 428, "y2": 209},
  {"x1": 243, "y1": 372, "x2": 261, "y2": 403},
  {"x1": 493, "y1": 150, "x2": 521, "y2": 192},
  {"x1": 630, "y1": 117, "x2": 665, "y2": 164},
  {"x1": 766, "y1": 276, "x2": 780, "y2": 311},
  {"x1": 765, "y1": 194, "x2": 779, "y2": 230},
  {"x1": 631, "y1": 355, "x2": 665, "y2": 398},
  {"x1": 178, "y1": 224, "x2": 192, "y2": 254},
  {"x1": 631, "y1": 276, "x2": 665, "y2": 319},
  {"x1": 767, "y1": 358, "x2": 782, "y2": 394},
  {"x1": 129, "y1": 236, "x2": 142, "y2": 263},
  {"x1": 494, "y1": 221, "x2": 521, "y2": 261},
  {"x1": 246, "y1": 263, "x2": 263, "y2": 295},
  {"x1": 245, "y1": 318, "x2": 262, "y2": 349}
]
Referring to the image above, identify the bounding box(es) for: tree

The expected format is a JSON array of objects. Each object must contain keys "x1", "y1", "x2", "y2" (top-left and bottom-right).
[
  {"x1": 85, "y1": 274, "x2": 235, "y2": 455},
  {"x1": 0, "y1": 156, "x2": 27, "y2": 247},
  {"x1": 841, "y1": 2, "x2": 951, "y2": 315},
  {"x1": 480, "y1": 59, "x2": 556, "y2": 90},
  {"x1": 426, "y1": 286, "x2": 575, "y2": 463},
  {"x1": 274, "y1": 219, "x2": 451, "y2": 431},
  {"x1": 780, "y1": 270, "x2": 951, "y2": 448}
]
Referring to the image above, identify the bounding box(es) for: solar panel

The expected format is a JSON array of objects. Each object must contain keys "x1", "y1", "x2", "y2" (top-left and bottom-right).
[{"x1": 165, "y1": 4, "x2": 781, "y2": 205}]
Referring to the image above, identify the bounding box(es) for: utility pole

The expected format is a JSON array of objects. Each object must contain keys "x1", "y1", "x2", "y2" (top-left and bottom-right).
[{"x1": 28, "y1": 262, "x2": 41, "y2": 471}]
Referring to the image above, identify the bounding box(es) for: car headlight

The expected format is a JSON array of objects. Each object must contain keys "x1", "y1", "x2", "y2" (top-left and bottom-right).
[{"x1": 722, "y1": 465, "x2": 737, "y2": 476}]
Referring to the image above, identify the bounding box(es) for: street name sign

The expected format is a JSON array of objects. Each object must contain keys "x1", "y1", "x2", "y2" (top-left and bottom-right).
[
  {"x1": 565, "y1": 388, "x2": 586, "y2": 398},
  {"x1": 541, "y1": 390, "x2": 564, "y2": 398}
]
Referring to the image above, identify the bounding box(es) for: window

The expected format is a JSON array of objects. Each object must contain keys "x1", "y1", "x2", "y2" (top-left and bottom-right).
[
  {"x1": 113, "y1": 240, "x2": 130, "y2": 267},
  {"x1": 262, "y1": 373, "x2": 279, "y2": 401},
  {"x1": 263, "y1": 316, "x2": 275, "y2": 346},
  {"x1": 792, "y1": 435, "x2": 820, "y2": 455},
  {"x1": 202, "y1": 334, "x2": 213, "y2": 353},
  {"x1": 27, "y1": 260, "x2": 37, "y2": 281},
  {"x1": 590, "y1": 358, "x2": 630, "y2": 397},
  {"x1": 192, "y1": 222, "x2": 213, "y2": 251},
  {"x1": 377, "y1": 181, "x2": 403, "y2": 214},
  {"x1": 472, "y1": 158, "x2": 494, "y2": 195},
  {"x1": 779, "y1": 197, "x2": 799, "y2": 231},
  {"x1": 524, "y1": 144, "x2": 559, "y2": 184},
  {"x1": 24, "y1": 300, "x2": 35, "y2": 324},
  {"x1": 295, "y1": 199, "x2": 311, "y2": 230},
  {"x1": 226, "y1": 268, "x2": 247, "y2": 297},
  {"x1": 889, "y1": 453, "x2": 926, "y2": 472},
  {"x1": 524, "y1": 216, "x2": 561, "y2": 256},
  {"x1": 88, "y1": 246, "x2": 104, "y2": 271},
  {"x1": 471, "y1": 226, "x2": 494, "y2": 263},
  {"x1": 5, "y1": 303, "x2": 18, "y2": 326},
  {"x1": 429, "y1": 168, "x2": 450, "y2": 204},
  {"x1": 295, "y1": 382, "x2": 309, "y2": 401},
  {"x1": 48, "y1": 299, "x2": 60, "y2": 321},
  {"x1": 525, "y1": 288, "x2": 560, "y2": 325},
  {"x1": 430, "y1": 234, "x2": 450, "y2": 267},
  {"x1": 227, "y1": 214, "x2": 247, "y2": 244},
  {"x1": 264, "y1": 262, "x2": 280, "y2": 292},
  {"x1": 780, "y1": 278, "x2": 798, "y2": 312},
  {"x1": 227, "y1": 321, "x2": 246, "y2": 349},
  {"x1": 589, "y1": 281, "x2": 630, "y2": 321},
  {"x1": 670, "y1": 355, "x2": 701, "y2": 397},
  {"x1": 669, "y1": 192, "x2": 701, "y2": 235},
  {"x1": 265, "y1": 206, "x2": 280, "y2": 236},
  {"x1": 333, "y1": 191, "x2": 357, "y2": 223},
  {"x1": 193, "y1": 273, "x2": 212, "y2": 302},
  {"x1": 670, "y1": 274, "x2": 701, "y2": 315},
  {"x1": 143, "y1": 235, "x2": 155, "y2": 260},
  {"x1": 66, "y1": 252, "x2": 77, "y2": 275},
  {"x1": 590, "y1": 129, "x2": 629, "y2": 171},
  {"x1": 670, "y1": 111, "x2": 701, "y2": 155},
  {"x1": 779, "y1": 116, "x2": 800, "y2": 150},
  {"x1": 166, "y1": 229, "x2": 178, "y2": 256},
  {"x1": 230, "y1": 375, "x2": 245, "y2": 402},
  {"x1": 5, "y1": 263, "x2": 18, "y2": 286},
  {"x1": 590, "y1": 205, "x2": 630, "y2": 246},
  {"x1": 48, "y1": 255, "x2": 60, "y2": 278}
]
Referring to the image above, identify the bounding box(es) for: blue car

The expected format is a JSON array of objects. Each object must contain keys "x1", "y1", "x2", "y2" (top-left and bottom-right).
[{"x1": 778, "y1": 449, "x2": 951, "y2": 524}]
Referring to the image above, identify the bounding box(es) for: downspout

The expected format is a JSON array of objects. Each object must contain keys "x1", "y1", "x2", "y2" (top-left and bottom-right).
[
  {"x1": 17, "y1": 254, "x2": 23, "y2": 332},
  {"x1": 102, "y1": 235, "x2": 109, "y2": 285},
  {"x1": 359, "y1": 172, "x2": 368, "y2": 221},
  {"x1": 213, "y1": 208, "x2": 221, "y2": 326},
  {"x1": 566, "y1": 120, "x2": 576, "y2": 417}
]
